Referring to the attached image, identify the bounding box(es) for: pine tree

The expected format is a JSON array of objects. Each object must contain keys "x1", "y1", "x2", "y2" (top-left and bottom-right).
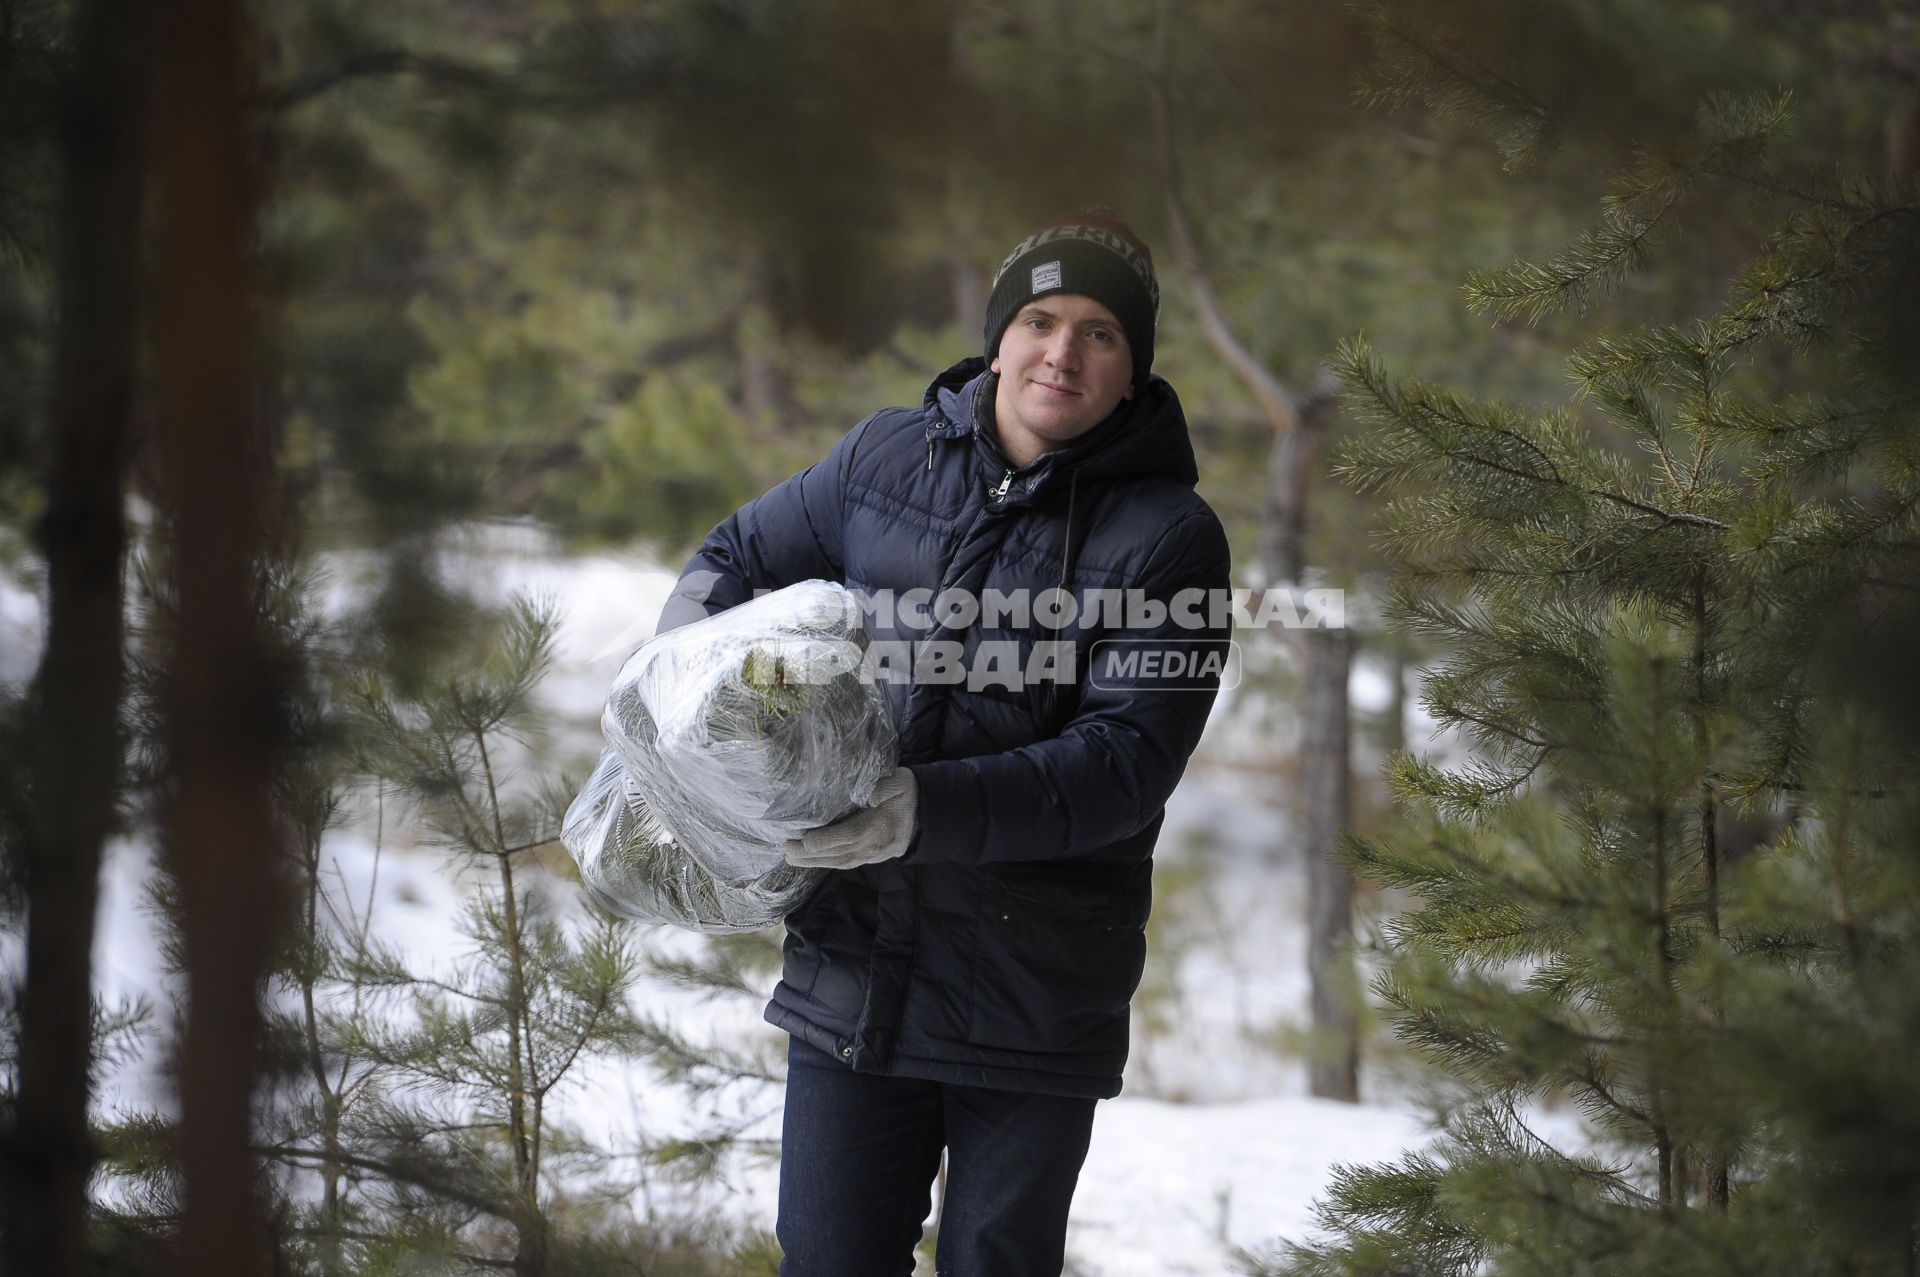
[
  {"x1": 1253, "y1": 6, "x2": 1920, "y2": 1274},
  {"x1": 268, "y1": 594, "x2": 656, "y2": 1275},
  {"x1": 229, "y1": 588, "x2": 790, "y2": 1274},
  {"x1": 94, "y1": 537, "x2": 782, "y2": 1270}
]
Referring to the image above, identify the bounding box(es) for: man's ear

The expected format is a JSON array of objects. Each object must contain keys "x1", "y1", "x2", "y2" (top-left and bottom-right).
[
  {"x1": 1124, "y1": 384, "x2": 1136, "y2": 400},
  {"x1": 990, "y1": 356, "x2": 1000, "y2": 375}
]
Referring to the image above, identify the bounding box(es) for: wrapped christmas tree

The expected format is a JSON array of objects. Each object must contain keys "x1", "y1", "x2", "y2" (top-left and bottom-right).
[{"x1": 563, "y1": 580, "x2": 896, "y2": 932}]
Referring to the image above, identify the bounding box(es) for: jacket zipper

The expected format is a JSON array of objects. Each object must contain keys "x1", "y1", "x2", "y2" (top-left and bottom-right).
[{"x1": 990, "y1": 469, "x2": 1014, "y2": 502}]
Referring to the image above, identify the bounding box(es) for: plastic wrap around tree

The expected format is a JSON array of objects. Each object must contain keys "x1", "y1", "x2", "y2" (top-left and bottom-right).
[
  {"x1": 561, "y1": 751, "x2": 822, "y2": 932},
  {"x1": 562, "y1": 580, "x2": 898, "y2": 931}
]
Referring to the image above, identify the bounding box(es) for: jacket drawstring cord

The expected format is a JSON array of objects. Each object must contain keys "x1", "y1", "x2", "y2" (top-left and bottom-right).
[
  {"x1": 1045, "y1": 470, "x2": 1082, "y2": 727},
  {"x1": 1056, "y1": 470, "x2": 1080, "y2": 601}
]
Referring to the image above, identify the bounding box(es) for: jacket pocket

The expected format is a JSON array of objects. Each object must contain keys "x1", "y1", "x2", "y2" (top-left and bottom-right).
[{"x1": 967, "y1": 869, "x2": 1146, "y2": 1058}]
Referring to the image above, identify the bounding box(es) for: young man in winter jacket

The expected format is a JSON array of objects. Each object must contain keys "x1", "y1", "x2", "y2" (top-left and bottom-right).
[{"x1": 659, "y1": 212, "x2": 1231, "y2": 1276}]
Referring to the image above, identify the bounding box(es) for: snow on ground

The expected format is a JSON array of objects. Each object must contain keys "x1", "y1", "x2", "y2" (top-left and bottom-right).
[
  {"x1": 1072, "y1": 1095, "x2": 1425, "y2": 1275},
  {"x1": 8, "y1": 523, "x2": 1471, "y2": 1276},
  {"x1": 0, "y1": 556, "x2": 45, "y2": 691}
]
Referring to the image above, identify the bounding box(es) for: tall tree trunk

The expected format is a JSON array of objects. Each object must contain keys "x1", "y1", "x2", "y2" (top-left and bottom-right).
[
  {"x1": 1255, "y1": 376, "x2": 1341, "y2": 590},
  {"x1": 951, "y1": 252, "x2": 987, "y2": 338},
  {"x1": 1257, "y1": 423, "x2": 1315, "y2": 588},
  {"x1": 150, "y1": 2, "x2": 280, "y2": 1274},
  {"x1": 1383, "y1": 634, "x2": 1409, "y2": 757},
  {"x1": 1883, "y1": 4, "x2": 1918, "y2": 196},
  {"x1": 738, "y1": 253, "x2": 795, "y2": 432},
  {"x1": 1302, "y1": 625, "x2": 1358, "y2": 1102},
  {"x1": 1147, "y1": 0, "x2": 1360, "y2": 1100},
  {"x1": 4, "y1": 1, "x2": 154, "y2": 1272},
  {"x1": 1255, "y1": 381, "x2": 1358, "y2": 1101}
]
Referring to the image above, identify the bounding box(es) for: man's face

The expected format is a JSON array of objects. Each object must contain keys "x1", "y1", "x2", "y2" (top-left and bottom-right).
[{"x1": 990, "y1": 295, "x2": 1135, "y2": 469}]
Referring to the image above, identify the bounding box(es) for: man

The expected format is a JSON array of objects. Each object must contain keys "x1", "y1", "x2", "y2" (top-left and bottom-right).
[{"x1": 659, "y1": 212, "x2": 1230, "y2": 1276}]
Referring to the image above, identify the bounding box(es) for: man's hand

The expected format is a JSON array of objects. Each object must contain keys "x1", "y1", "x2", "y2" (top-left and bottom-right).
[{"x1": 784, "y1": 768, "x2": 918, "y2": 870}]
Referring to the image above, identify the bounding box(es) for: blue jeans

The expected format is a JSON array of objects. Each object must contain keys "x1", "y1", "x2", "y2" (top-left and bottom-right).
[{"x1": 776, "y1": 1037, "x2": 1099, "y2": 1277}]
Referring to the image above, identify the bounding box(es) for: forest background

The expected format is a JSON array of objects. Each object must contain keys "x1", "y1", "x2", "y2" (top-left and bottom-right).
[{"x1": 1, "y1": 0, "x2": 1917, "y2": 1274}]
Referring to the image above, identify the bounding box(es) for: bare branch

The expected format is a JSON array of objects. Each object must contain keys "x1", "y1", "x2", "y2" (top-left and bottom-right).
[
  {"x1": 264, "y1": 48, "x2": 517, "y2": 113},
  {"x1": 1144, "y1": 0, "x2": 1302, "y2": 436}
]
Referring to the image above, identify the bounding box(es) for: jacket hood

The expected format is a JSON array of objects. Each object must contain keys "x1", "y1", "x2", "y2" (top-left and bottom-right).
[{"x1": 923, "y1": 356, "x2": 1200, "y2": 488}]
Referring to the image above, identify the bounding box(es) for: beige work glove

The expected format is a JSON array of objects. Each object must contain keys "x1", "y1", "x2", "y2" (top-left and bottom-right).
[{"x1": 784, "y1": 767, "x2": 918, "y2": 870}]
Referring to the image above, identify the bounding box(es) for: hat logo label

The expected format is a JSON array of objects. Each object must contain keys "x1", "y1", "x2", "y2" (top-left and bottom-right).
[{"x1": 1031, "y1": 261, "x2": 1063, "y2": 293}]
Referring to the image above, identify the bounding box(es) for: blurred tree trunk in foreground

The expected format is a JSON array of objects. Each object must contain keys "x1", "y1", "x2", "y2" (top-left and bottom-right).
[
  {"x1": 150, "y1": 1, "x2": 283, "y2": 1274},
  {"x1": 3, "y1": 1, "x2": 154, "y2": 1272}
]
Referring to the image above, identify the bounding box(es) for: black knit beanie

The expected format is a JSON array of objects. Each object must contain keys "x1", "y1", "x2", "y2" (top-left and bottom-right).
[{"x1": 983, "y1": 211, "x2": 1160, "y2": 389}]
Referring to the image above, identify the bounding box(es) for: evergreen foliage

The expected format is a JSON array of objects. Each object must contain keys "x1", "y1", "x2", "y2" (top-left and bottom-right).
[
  {"x1": 1254, "y1": 5, "x2": 1920, "y2": 1273},
  {"x1": 258, "y1": 594, "x2": 657, "y2": 1273},
  {"x1": 101, "y1": 579, "x2": 780, "y2": 1275},
  {"x1": 91, "y1": 548, "x2": 788, "y2": 1270}
]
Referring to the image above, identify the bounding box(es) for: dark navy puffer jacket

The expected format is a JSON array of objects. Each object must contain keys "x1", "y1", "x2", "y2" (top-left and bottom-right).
[{"x1": 661, "y1": 357, "x2": 1231, "y2": 1098}]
